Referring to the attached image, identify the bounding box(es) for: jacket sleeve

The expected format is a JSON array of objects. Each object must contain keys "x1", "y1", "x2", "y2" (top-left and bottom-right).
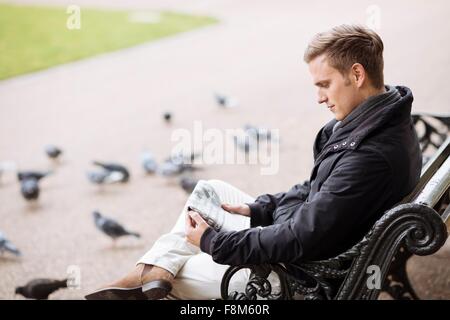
[
  {"x1": 247, "y1": 192, "x2": 286, "y2": 227},
  {"x1": 247, "y1": 180, "x2": 311, "y2": 227},
  {"x1": 200, "y1": 150, "x2": 392, "y2": 265}
]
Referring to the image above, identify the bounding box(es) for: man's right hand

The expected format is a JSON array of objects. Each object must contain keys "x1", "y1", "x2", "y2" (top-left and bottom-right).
[{"x1": 221, "y1": 203, "x2": 251, "y2": 217}]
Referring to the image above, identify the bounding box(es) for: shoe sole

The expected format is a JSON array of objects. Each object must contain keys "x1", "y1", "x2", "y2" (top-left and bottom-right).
[
  {"x1": 85, "y1": 286, "x2": 147, "y2": 300},
  {"x1": 142, "y1": 280, "x2": 172, "y2": 300}
]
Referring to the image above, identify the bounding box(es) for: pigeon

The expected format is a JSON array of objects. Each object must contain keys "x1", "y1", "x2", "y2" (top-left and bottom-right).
[
  {"x1": 44, "y1": 145, "x2": 62, "y2": 160},
  {"x1": 233, "y1": 125, "x2": 278, "y2": 153},
  {"x1": 141, "y1": 151, "x2": 158, "y2": 174},
  {"x1": 157, "y1": 159, "x2": 185, "y2": 176},
  {"x1": 87, "y1": 161, "x2": 130, "y2": 184},
  {"x1": 214, "y1": 93, "x2": 239, "y2": 108},
  {"x1": 93, "y1": 161, "x2": 130, "y2": 182},
  {"x1": 21, "y1": 179, "x2": 40, "y2": 200},
  {"x1": 87, "y1": 170, "x2": 125, "y2": 184},
  {"x1": 233, "y1": 132, "x2": 255, "y2": 153},
  {"x1": 179, "y1": 176, "x2": 198, "y2": 193},
  {"x1": 17, "y1": 170, "x2": 51, "y2": 201},
  {"x1": 0, "y1": 231, "x2": 21, "y2": 257},
  {"x1": 163, "y1": 111, "x2": 172, "y2": 123},
  {"x1": 92, "y1": 211, "x2": 140, "y2": 242},
  {"x1": 157, "y1": 152, "x2": 200, "y2": 177},
  {"x1": 243, "y1": 124, "x2": 273, "y2": 141},
  {"x1": 15, "y1": 278, "x2": 67, "y2": 300}
]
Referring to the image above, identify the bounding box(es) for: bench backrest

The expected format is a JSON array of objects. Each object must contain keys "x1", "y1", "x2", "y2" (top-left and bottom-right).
[{"x1": 407, "y1": 137, "x2": 450, "y2": 226}]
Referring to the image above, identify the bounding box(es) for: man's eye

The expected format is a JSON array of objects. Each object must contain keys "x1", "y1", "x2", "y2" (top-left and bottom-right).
[{"x1": 316, "y1": 83, "x2": 329, "y2": 89}]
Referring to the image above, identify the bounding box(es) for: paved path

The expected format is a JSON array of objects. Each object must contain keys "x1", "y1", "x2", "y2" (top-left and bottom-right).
[{"x1": 0, "y1": 0, "x2": 449, "y2": 299}]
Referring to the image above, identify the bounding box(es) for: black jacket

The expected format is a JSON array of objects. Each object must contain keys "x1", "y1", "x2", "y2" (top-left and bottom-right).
[{"x1": 200, "y1": 86, "x2": 422, "y2": 266}]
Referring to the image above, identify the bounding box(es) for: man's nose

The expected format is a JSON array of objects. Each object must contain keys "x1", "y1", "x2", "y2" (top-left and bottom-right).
[{"x1": 318, "y1": 95, "x2": 327, "y2": 104}]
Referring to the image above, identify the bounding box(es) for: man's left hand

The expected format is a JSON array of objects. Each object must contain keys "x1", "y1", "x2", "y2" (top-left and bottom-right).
[{"x1": 185, "y1": 210, "x2": 210, "y2": 247}]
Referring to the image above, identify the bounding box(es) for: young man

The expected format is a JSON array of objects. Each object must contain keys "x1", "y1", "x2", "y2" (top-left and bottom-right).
[{"x1": 86, "y1": 24, "x2": 422, "y2": 300}]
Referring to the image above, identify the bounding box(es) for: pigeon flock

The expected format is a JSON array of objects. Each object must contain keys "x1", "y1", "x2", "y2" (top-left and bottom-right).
[{"x1": 1, "y1": 93, "x2": 278, "y2": 299}]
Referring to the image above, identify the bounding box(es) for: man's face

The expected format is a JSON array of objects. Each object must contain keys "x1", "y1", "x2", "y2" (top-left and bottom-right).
[{"x1": 308, "y1": 54, "x2": 362, "y2": 121}]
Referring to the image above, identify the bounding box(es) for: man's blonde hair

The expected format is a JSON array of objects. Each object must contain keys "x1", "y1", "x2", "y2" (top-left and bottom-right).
[{"x1": 304, "y1": 24, "x2": 384, "y2": 89}]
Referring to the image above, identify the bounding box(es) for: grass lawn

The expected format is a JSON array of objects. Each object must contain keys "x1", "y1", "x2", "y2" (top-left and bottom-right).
[{"x1": 0, "y1": 3, "x2": 218, "y2": 80}]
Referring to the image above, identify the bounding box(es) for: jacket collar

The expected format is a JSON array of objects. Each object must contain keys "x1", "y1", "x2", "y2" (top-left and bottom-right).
[{"x1": 313, "y1": 85, "x2": 413, "y2": 162}]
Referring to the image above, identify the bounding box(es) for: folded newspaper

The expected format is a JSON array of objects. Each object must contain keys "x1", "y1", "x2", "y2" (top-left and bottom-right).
[{"x1": 186, "y1": 180, "x2": 244, "y2": 232}]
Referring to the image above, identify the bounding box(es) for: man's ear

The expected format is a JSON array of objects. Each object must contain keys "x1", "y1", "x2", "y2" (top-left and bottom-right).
[{"x1": 351, "y1": 63, "x2": 365, "y2": 88}]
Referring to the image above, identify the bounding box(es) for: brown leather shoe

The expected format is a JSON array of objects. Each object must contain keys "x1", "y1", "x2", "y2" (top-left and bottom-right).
[
  {"x1": 84, "y1": 264, "x2": 174, "y2": 300},
  {"x1": 141, "y1": 266, "x2": 174, "y2": 300},
  {"x1": 85, "y1": 264, "x2": 150, "y2": 300}
]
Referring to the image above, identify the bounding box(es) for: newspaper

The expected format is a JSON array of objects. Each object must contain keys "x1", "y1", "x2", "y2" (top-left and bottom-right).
[{"x1": 186, "y1": 180, "x2": 243, "y2": 232}]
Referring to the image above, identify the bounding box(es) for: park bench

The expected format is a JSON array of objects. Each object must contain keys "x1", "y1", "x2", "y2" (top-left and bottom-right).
[{"x1": 220, "y1": 113, "x2": 450, "y2": 300}]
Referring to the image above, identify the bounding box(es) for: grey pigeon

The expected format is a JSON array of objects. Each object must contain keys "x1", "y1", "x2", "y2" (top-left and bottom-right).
[
  {"x1": 157, "y1": 152, "x2": 200, "y2": 177},
  {"x1": 87, "y1": 161, "x2": 130, "y2": 184},
  {"x1": 93, "y1": 211, "x2": 140, "y2": 242},
  {"x1": 45, "y1": 145, "x2": 62, "y2": 159},
  {"x1": 15, "y1": 278, "x2": 67, "y2": 300},
  {"x1": 157, "y1": 160, "x2": 184, "y2": 177},
  {"x1": 233, "y1": 125, "x2": 277, "y2": 153},
  {"x1": 214, "y1": 92, "x2": 239, "y2": 108},
  {"x1": 0, "y1": 231, "x2": 21, "y2": 257},
  {"x1": 92, "y1": 161, "x2": 130, "y2": 182},
  {"x1": 17, "y1": 170, "x2": 51, "y2": 201},
  {"x1": 87, "y1": 170, "x2": 126, "y2": 185},
  {"x1": 21, "y1": 179, "x2": 40, "y2": 200},
  {"x1": 88, "y1": 171, "x2": 126, "y2": 185},
  {"x1": 141, "y1": 151, "x2": 158, "y2": 174},
  {"x1": 233, "y1": 133, "x2": 255, "y2": 153},
  {"x1": 244, "y1": 124, "x2": 273, "y2": 141},
  {"x1": 179, "y1": 176, "x2": 198, "y2": 193}
]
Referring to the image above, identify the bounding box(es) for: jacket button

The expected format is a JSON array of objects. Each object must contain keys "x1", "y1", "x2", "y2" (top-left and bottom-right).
[
  {"x1": 350, "y1": 142, "x2": 356, "y2": 147},
  {"x1": 333, "y1": 144, "x2": 339, "y2": 149},
  {"x1": 342, "y1": 141, "x2": 347, "y2": 146}
]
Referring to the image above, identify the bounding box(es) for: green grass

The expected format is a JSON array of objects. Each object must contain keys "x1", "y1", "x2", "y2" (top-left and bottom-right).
[{"x1": 0, "y1": 4, "x2": 218, "y2": 80}]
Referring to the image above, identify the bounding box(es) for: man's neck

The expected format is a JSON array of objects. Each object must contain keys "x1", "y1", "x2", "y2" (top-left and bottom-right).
[
  {"x1": 363, "y1": 85, "x2": 386, "y2": 101},
  {"x1": 339, "y1": 84, "x2": 388, "y2": 125}
]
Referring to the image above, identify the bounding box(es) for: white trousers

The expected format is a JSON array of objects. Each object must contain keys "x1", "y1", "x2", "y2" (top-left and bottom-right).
[{"x1": 137, "y1": 179, "x2": 256, "y2": 300}]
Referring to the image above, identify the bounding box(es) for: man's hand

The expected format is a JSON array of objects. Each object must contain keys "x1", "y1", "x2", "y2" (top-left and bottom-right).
[
  {"x1": 221, "y1": 203, "x2": 251, "y2": 217},
  {"x1": 185, "y1": 210, "x2": 209, "y2": 247}
]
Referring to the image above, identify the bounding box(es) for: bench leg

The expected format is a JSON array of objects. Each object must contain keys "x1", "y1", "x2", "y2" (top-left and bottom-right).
[{"x1": 383, "y1": 246, "x2": 419, "y2": 300}]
